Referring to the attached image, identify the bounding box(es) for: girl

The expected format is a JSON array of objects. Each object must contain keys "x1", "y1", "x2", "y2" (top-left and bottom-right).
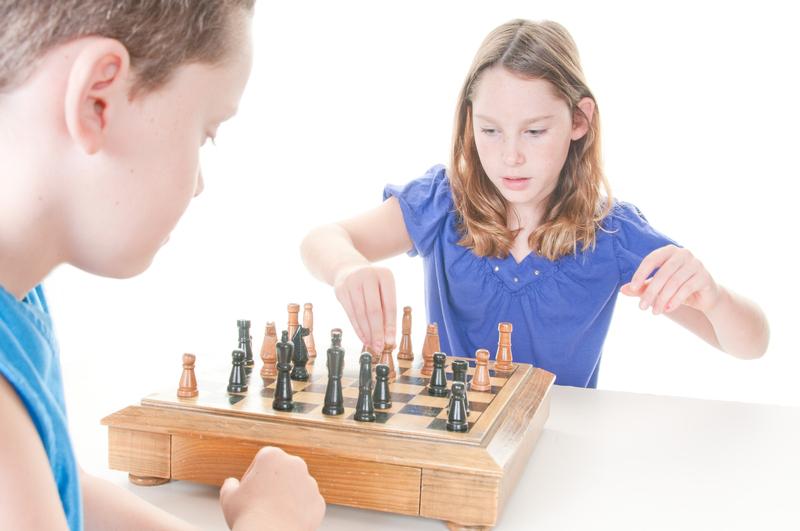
[{"x1": 300, "y1": 19, "x2": 768, "y2": 387}]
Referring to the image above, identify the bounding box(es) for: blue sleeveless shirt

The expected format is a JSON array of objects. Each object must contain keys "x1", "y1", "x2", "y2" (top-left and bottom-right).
[
  {"x1": 384, "y1": 165, "x2": 677, "y2": 387},
  {"x1": 0, "y1": 284, "x2": 82, "y2": 529}
]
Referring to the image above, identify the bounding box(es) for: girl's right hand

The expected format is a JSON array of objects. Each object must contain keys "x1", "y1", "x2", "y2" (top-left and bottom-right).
[{"x1": 333, "y1": 263, "x2": 397, "y2": 353}]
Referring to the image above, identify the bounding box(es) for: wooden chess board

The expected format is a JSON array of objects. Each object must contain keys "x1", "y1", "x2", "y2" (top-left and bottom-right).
[{"x1": 102, "y1": 353, "x2": 554, "y2": 529}]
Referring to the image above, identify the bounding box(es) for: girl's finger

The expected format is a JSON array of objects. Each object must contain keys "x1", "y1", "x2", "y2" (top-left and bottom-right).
[{"x1": 378, "y1": 271, "x2": 397, "y2": 347}]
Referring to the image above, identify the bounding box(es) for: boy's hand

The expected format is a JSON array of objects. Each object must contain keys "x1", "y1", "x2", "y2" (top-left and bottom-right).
[
  {"x1": 620, "y1": 244, "x2": 720, "y2": 315},
  {"x1": 219, "y1": 447, "x2": 325, "y2": 531},
  {"x1": 333, "y1": 263, "x2": 397, "y2": 353}
]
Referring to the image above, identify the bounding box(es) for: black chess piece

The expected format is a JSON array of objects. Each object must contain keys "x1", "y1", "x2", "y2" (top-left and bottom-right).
[
  {"x1": 427, "y1": 352, "x2": 448, "y2": 396},
  {"x1": 373, "y1": 364, "x2": 392, "y2": 410},
  {"x1": 237, "y1": 319, "x2": 254, "y2": 370},
  {"x1": 322, "y1": 329, "x2": 345, "y2": 416},
  {"x1": 450, "y1": 359, "x2": 469, "y2": 414},
  {"x1": 354, "y1": 353, "x2": 376, "y2": 422},
  {"x1": 446, "y1": 382, "x2": 469, "y2": 432},
  {"x1": 290, "y1": 326, "x2": 310, "y2": 381},
  {"x1": 272, "y1": 330, "x2": 294, "y2": 411},
  {"x1": 227, "y1": 349, "x2": 248, "y2": 393}
]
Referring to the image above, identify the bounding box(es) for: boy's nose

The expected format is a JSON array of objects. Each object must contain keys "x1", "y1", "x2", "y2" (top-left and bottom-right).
[{"x1": 194, "y1": 169, "x2": 205, "y2": 197}]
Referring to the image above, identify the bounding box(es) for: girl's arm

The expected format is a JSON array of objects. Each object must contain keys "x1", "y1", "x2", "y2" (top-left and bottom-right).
[
  {"x1": 300, "y1": 197, "x2": 412, "y2": 352},
  {"x1": 620, "y1": 245, "x2": 769, "y2": 359}
]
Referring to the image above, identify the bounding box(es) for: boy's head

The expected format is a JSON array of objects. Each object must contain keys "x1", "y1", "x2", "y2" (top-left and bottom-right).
[{"x1": 0, "y1": 0, "x2": 254, "y2": 280}]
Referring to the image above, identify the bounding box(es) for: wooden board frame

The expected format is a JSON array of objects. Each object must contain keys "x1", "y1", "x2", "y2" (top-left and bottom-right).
[{"x1": 102, "y1": 362, "x2": 554, "y2": 529}]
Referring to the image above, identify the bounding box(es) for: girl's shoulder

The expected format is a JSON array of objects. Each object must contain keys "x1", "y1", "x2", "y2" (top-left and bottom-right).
[{"x1": 383, "y1": 164, "x2": 455, "y2": 258}]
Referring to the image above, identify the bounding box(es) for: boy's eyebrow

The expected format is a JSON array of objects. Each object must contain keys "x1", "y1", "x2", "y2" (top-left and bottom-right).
[{"x1": 474, "y1": 113, "x2": 554, "y2": 124}]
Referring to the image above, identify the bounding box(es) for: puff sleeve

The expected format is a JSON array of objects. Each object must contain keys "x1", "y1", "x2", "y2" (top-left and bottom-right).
[
  {"x1": 611, "y1": 201, "x2": 679, "y2": 285},
  {"x1": 383, "y1": 165, "x2": 454, "y2": 258}
]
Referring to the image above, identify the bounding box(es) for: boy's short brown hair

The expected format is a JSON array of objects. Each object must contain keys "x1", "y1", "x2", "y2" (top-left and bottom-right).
[{"x1": 0, "y1": 0, "x2": 255, "y2": 95}]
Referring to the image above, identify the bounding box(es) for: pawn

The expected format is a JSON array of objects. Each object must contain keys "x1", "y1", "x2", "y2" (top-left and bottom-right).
[
  {"x1": 177, "y1": 353, "x2": 198, "y2": 398},
  {"x1": 470, "y1": 349, "x2": 492, "y2": 392},
  {"x1": 378, "y1": 344, "x2": 396, "y2": 381},
  {"x1": 227, "y1": 349, "x2": 248, "y2": 393},
  {"x1": 446, "y1": 382, "x2": 469, "y2": 432},
  {"x1": 397, "y1": 306, "x2": 414, "y2": 360},
  {"x1": 273, "y1": 330, "x2": 294, "y2": 411},
  {"x1": 421, "y1": 323, "x2": 440, "y2": 376},
  {"x1": 259, "y1": 321, "x2": 278, "y2": 378},
  {"x1": 427, "y1": 352, "x2": 448, "y2": 397},
  {"x1": 354, "y1": 353, "x2": 376, "y2": 422},
  {"x1": 450, "y1": 359, "x2": 469, "y2": 414},
  {"x1": 373, "y1": 364, "x2": 392, "y2": 410}
]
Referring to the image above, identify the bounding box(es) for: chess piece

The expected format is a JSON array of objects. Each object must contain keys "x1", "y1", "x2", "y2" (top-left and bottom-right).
[
  {"x1": 378, "y1": 343, "x2": 396, "y2": 381},
  {"x1": 450, "y1": 359, "x2": 469, "y2": 414},
  {"x1": 177, "y1": 353, "x2": 198, "y2": 398},
  {"x1": 287, "y1": 303, "x2": 300, "y2": 339},
  {"x1": 421, "y1": 323, "x2": 440, "y2": 376},
  {"x1": 373, "y1": 364, "x2": 392, "y2": 410},
  {"x1": 446, "y1": 382, "x2": 469, "y2": 432},
  {"x1": 397, "y1": 306, "x2": 414, "y2": 360},
  {"x1": 227, "y1": 349, "x2": 248, "y2": 393},
  {"x1": 259, "y1": 321, "x2": 278, "y2": 378},
  {"x1": 471, "y1": 349, "x2": 492, "y2": 392},
  {"x1": 237, "y1": 319, "x2": 254, "y2": 370},
  {"x1": 354, "y1": 353, "x2": 376, "y2": 422},
  {"x1": 361, "y1": 343, "x2": 379, "y2": 365},
  {"x1": 494, "y1": 322, "x2": 513, "y2": 371},
  {"x1": 427, "y1": 352, "x2": 448, "y2": 397},
  {"x1": 273, "y1": 330, "x2": 294, "y2": 411},
  {"x1": 303, "y1": 303, "x2": 317, "y2": 361},
  {"x1": 290, "y1": 326, "x2": 310, "y2": 381},
  {"x1": 322, "y1": 329, "x2": 345, "y2": 416}
]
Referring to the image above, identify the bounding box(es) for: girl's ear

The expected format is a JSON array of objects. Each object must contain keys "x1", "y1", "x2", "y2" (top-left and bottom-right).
[
  {"x1": 570, "y1": 97, "x2": 595, "y2": 141},
  {"x1": 63, "y1": 38, "x2": 130, "y2": 155}
]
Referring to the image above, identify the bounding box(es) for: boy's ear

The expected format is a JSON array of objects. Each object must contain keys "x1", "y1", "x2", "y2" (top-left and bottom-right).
[
  {"x1": 64, "y1": 38, "x2": 130, "y2": 155},
  {"x1": 570, "y1": 97, "x2": 596, "y2": 141}
]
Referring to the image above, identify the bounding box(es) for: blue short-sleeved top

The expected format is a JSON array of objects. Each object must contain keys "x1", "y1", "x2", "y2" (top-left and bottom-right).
[
  {"x1": 0, "y1": 284, "x2": 83, "y2": 530},
  {"x1": 384, "y1": 165, "x2": 677, "y2": 388}
]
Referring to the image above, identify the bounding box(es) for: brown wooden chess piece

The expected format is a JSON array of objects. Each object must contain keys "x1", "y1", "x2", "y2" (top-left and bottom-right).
[
  {"x1": 421, "y1": 323, "x2": 440, "y2": 376},
  {"x1": 470, "y1": 349, "x2": 492, "y2": 392},
  {"x1": 495, "y1": 322, "x2": 514, "y2": 372},
  {"x1": 259, "y1": 321, "x2": 278, "y2": 378},
  {"x1": 378, "y1": 344, "x2": 396, "y2": 381},
  {"x1": 303, "y1": 303, "x2": 317, "y2": 361},
  {"x1": 397, "y1": 306, "x2": 414, "y2": 360},
  {"x1": 287, "y1": 303, "x2": 300, "y2": 339},
  {"x1": 177, "y1": 353, "x2": 198, "y2": 398},
  {"x1": 361, "y1": 343, "x2": 380, "y2": 364}
]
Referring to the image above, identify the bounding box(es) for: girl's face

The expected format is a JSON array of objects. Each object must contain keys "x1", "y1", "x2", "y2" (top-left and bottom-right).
[{"x1": 471, "y1": 66, "x2": 588, "y2": 215}]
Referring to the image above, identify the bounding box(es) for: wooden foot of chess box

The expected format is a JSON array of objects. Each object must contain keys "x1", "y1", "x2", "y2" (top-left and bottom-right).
[{"x1": 102, "y1": 353, "x2": 553, "y2": 530}]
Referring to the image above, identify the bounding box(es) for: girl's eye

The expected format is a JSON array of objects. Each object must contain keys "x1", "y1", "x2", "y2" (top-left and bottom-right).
[
  {"x1": 481, "y1": 128, "x2": 498, "y2": 136},
  {"x1": 526, "y1": 129, "x2": 546, "y2": 137}
]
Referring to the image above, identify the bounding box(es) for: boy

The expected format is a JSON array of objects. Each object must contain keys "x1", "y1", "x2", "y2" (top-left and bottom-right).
[{"x1": 0, "y1": 1, "x2": 325, "y2": 529}]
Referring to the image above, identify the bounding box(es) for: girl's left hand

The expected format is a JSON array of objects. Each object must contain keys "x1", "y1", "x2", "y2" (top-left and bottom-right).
[{"x1": 620, "y1": 244, "x2": 720, "y2": 314}]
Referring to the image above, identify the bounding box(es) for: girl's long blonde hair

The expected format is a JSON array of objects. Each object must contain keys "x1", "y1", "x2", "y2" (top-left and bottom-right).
[{"x1": 450, "y1": 19, "x2": 612, "y2": 261}]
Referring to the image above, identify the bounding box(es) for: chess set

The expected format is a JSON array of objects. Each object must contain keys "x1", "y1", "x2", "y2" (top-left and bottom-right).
[{"x1": 102, "y1": 304, "x2": 555, "y2": 530}]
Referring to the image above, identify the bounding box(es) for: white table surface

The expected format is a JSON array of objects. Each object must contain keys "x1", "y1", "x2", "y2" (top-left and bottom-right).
[{"x1": 83, "y1": 386, "x2": 800, "y2": 530}]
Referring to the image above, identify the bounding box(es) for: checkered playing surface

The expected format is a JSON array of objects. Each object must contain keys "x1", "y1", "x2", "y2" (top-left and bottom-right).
[{"x1": 144, "y1": 356, "x2": 520, "y2": 445}]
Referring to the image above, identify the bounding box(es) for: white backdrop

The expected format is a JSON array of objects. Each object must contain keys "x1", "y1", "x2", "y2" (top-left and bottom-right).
[{"x1": 48, "y1": 1, "x2": 799, "y2": 465}]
